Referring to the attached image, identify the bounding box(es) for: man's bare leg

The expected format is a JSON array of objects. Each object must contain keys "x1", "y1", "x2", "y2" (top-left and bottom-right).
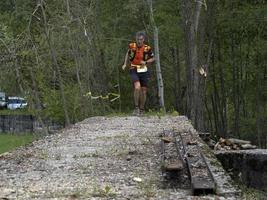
[
  {"x1": 133, "y1": 81, "x2": 141, "y2": 115},
  {"x1": 139, "y1": 87, "x2": 147, "y2": 115}
]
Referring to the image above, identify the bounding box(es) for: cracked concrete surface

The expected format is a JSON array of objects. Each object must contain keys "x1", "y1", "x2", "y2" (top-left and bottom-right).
[{"x1": 0, "y1": 116, "x2": 241, "y2": 199}]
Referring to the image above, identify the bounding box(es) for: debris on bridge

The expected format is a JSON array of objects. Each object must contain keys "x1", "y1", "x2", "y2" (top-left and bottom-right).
[
  {"x1": 214, "y1": 138, "x2": 257, "y2": 151},
  {"x1": 0, "y1": 116, "x2": 241, "y2": 199},
  {"x1": 161, "y1": 129, "x2": 216, "y2": 195}
]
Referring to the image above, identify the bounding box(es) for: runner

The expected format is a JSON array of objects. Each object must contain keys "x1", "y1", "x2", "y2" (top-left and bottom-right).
[{"x1": 122, "y1": 31, "x2": 155, "y2": 116}]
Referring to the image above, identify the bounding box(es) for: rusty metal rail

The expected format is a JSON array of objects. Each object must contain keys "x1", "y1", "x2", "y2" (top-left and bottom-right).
[
  {"x1": 160, "y1": 129, "x2": 215, "y2": 195},
  {"x1": 179, "y1": 132, "x2": 215, "y2": 195},
  {"x1": 160, "y1": 130, "x2": 184, "y2": 172}
]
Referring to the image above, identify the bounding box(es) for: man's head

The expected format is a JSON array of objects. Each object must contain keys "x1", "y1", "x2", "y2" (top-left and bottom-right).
[{"x1": 136, "y1": 31, "x2": 146, "y2": 47}]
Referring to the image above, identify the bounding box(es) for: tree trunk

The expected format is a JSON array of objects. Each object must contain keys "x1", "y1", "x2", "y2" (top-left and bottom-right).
[
  {"x1": 231, "y1": 34, "x2": 240, "y2": 138},
  {"x1": 28, "y1": 35, "x2": 49, "y2": 135},
  {"x1": 13, "y1": 47, "x2": 25, "y2": 95},
  {"x1": 154, "y1": 27, "x2": 165, "y2": 110},
  {"x1": 217, "y1": 38, "x2": 227, "y2": 137},
  {"x1": 66, "y1": 0, "x2": 71, "y2": 16},
  {"x1": 172, "y1": 46, "x2": 182, "y2": 112},
  {"x1": 204, "y1": 94, "x2": 213, "y2": 134},
  {"x1": 82, "y1": 19, "x2": 94, "y2": 115},
  {"x1": 29, "y1": 67, "x2": 49, "y2": 135},
  {"x1": 211, "y1": 57, "x2": 220, "y2": 136},
  {"x1": 181, "y1": 0, "x2": 204, "y2": 130},
  {"x1": 65, "y1": 1, "x2": 84, "y2": 97},
  {"x1": 147, "y1": 0, "x2": 165, "y2": 110},
  {"x1": 0, "y1": 39, "x2": 24, "y2": 94},
  {"x1": 40, "y1": 0, "x2": 70, "y2": 126},
  {"x1": 255, "y1": 38, "x2": 263, "y2": 148}
]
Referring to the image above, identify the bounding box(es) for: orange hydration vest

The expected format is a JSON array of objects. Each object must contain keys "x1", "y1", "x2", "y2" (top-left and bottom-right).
[{"x1": 128, "y1": 42, "x2": 154, "y2": 66}]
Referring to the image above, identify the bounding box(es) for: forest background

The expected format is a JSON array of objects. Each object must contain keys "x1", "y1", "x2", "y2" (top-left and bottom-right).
[{"x1": 0, "y1": 0, "x2": 266, "y2": 147}]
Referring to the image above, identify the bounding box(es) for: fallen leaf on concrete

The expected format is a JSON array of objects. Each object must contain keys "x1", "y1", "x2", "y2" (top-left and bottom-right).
[{"x1": 133, "y1": 177, "x2": 143, "y2": 182}]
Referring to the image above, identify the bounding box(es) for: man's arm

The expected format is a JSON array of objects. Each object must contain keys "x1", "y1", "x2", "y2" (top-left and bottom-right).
[
  {"x1": 140, "y1": 57, "x2": 154, "y2": 66},
  {"x1": 140, "y1": 46, "x2": 155, "y2": 66},
  {"x1": 122, "y1": 51, "x2": 129, "y2": 70},
  {"x1": 146, "y1": 57, "x2": 155, "y2": 64}
]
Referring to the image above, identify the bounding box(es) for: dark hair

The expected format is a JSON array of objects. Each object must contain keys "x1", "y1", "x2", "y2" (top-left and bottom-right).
[{"x1": 136, "y1": 31, "x2": 146, "y2": 39}]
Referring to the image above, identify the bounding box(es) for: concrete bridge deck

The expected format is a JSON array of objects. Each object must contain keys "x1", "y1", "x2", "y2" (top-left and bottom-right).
[{"x1": 0, "y1": 116, "x2": 241, "y2": 199}]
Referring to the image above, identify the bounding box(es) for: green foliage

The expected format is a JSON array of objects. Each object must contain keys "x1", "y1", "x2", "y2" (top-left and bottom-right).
[
  {"x1": 41, "y1": 89, "x2": 64, "y2": 123},
  {"x1": 0, "y1": 133, "x2": 36, "y2": 154},
  {"x1": 0, "y1": 0, "x2": 265, "y2": 146},
  {"x1": 205, "y1": 0, "x2": 267, "y2": 144},
  {"x1": 0, "y1": 109, "x2": 30, "y2": 115}
]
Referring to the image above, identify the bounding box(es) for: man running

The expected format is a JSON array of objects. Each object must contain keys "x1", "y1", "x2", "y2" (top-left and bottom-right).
[{"x1": 122, "y1": 31, "x2": 155, "y2": 116}]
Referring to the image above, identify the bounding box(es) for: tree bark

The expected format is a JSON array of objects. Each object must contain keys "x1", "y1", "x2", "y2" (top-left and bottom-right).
[
  {"x1": 231, "y1": 34, "x2": 240, "y2": 138},
  {"x1": 181, "y1": 0, "x2": 204, "y2": 130},
  {"x1": 217, "y1": 38, "x2": 227, "y2": 137},
  {"x1": 81, "y1": 18, "x2": 94, "y2": 115},
  {"x1": 40, "y1": 0, "x2": 70, "y2": 126},
  {"x1": 147, "y1": 0, "x2": 165, "y2": 110},
  {"x1": 28, "y1": 36, "x2": 49, "y2": 135},
  {"x1": 256, "y1": 38, "x2": 263, "y2": 148},
  {"x1": 153, "y1": 27, "x2": 165, "y2": 110},
  {"x1": 172, "y1": 46, "x2": 182, "y2": 112},
  {"x1": 211, "y1": 58, "x2": 220, "y2": 136},
  {"x1": 65, "y1": 1, "x2": 84, "y2": 96},
  {"x1": 0, "y1": 39, "x2": 24, "y2": 94}
]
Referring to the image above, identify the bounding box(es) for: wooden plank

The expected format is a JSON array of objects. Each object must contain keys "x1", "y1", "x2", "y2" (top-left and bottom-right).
[
  {"x1": 192, "y1": 178, "x2": 215, "y2": 195},
  {"x1": 161, "y1": 131, "x2": 184, "y2": 172},
  {"x1": 179, "y1": 132, "x2": 216, "y2": 195},
  {"x1": 164, "y1": 160, "x2": 184, "y2": 171},
  {"x1": 228, "y1": 138, "x2": 251, "y2": 145}
]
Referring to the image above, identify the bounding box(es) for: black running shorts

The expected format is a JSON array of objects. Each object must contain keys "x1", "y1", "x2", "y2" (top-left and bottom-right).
[{"x1": 129, "y1": 68, "x2": 150, "y2": 87}]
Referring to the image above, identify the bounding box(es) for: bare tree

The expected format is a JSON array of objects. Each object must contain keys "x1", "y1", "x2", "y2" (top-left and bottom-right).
[
  {"x1": 65, "y1": 0, "x2": 84, "y2": 98},
  {"x1": 0, "y1": 39, "x2": 25, "y2": 95},
  {"x1": 147, "y1": 0, "x2": 165, "y2": 110},
  {"x1": 181, "y1": 0, "x2": 213, "y2": 131},
  {"x1": 27, "y1": 19, "x2": 49, "y2": 135},
  {"x1": 172, "y1": 46, "x2": 182, "y2": 112},
  {"x1": 40, "y1": 0, "x2": 71, "y2": 126}
]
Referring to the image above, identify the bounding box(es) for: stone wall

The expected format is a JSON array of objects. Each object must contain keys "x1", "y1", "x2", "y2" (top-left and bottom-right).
[{"x1": 215, "y1": 149, "x2": 267, "y2": 192}]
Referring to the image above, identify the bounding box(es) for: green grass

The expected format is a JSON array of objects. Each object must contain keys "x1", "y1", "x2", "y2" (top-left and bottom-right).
[
  {"x1": 106, "y1": 109, "x2": 179, "y2": 118},
  {"x1": 0, "y1": 133, "x2": 36, "y2": 154},
  {"x1": 0, "y1": 108, "x2": 31, "y2": 115}
]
